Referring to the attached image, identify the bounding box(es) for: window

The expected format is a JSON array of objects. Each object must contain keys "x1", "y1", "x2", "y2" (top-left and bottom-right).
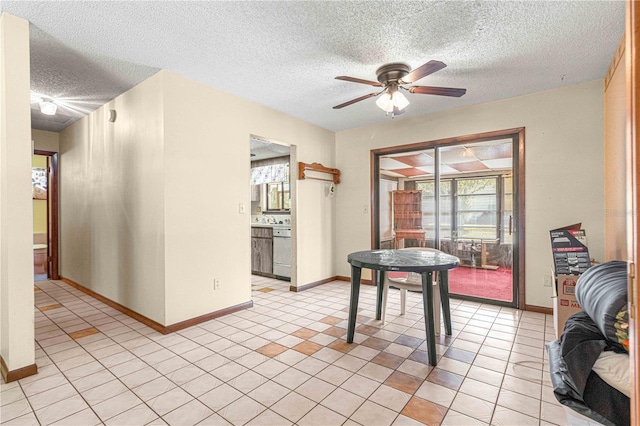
[
  {"x1": 456, "y1": 177, "x2": 497, "y2": 240},
  {"x1": 416, "y1": 181, "x2": 452, "y2": 240},
  {"x1": 267, "y1": 182, "x2": 290, "y2": 211},
  {"x1": 252, "y1": 162, "x2": 290, "y2": 212},
  {"x1": 416, "y1": 176, "x2": 510, "y2": 242}
]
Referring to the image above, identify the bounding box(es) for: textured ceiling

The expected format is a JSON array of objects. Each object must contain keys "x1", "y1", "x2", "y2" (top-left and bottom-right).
[
  {"x1": 1, "y1": 1, "x2": 625, "y2": 133},
  {"x1": 250, "y1": 137, "x2": 290, "y2": 161}
]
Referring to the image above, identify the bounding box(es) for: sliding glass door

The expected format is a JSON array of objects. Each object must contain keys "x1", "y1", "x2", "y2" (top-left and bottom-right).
[{"x1": 374, "y1": 133, "x2": 521, "y2": 307}]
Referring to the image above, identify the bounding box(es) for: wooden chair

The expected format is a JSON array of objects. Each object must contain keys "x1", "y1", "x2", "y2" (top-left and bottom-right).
[{"x1": 381, "y1": 247, "x2": 447, "y2": 336}]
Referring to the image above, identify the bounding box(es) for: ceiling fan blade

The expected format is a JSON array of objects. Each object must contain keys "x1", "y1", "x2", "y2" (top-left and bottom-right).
[
  {"x1": 408, "y1": 86, "x2": 466, "y2": 97},
  {"x1": 333, "y1": 92, "x2": 379, "y2": 109},
  {"x1": 402, "y1": 60, "x2": 447, "y2": 84},
  {"x1": 335, "y1": 76, "x2": 383, "y2": 87}
]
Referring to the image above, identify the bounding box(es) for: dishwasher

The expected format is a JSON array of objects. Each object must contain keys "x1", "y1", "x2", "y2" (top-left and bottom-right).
[{"x1": 273, "y1": 228, "x2": 291, "y2": 280}]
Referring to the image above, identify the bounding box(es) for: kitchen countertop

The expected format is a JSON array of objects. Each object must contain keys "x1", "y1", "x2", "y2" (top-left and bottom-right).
[{"x1": 252, "y1": 223, "x2": 291, "y2": 229}]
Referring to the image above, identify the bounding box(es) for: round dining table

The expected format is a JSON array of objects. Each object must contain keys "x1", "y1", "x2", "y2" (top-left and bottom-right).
[{"x1": 347, "y1": 249, "x2": 459, "y2": 366}]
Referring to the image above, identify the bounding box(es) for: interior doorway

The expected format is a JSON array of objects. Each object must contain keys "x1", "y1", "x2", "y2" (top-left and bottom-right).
[
  {"x1": 249, "y1": 136, "x2": 297, "y2": 288},
  {"x1": 372, "y1": 128, "x2": 525, "y2": 308},
  {"x1": 32, "y1": 149, "x2": 59, "y2": 281}
]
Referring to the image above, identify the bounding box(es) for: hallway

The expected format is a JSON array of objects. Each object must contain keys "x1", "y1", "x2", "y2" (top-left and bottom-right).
[{"x1": 1, "y1": 277, "x2": 563, "y2": 425}]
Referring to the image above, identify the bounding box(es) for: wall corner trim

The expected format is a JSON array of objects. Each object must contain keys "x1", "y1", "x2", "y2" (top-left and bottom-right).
[
  {"x1": 524, "y1": 304, "x2": 553, "y2": 315},
  {"x1": 335, "y1": 275, "x2": 373, "y2": 285},
  {"x1": 59, "y1": 277, "x2": 253, "y2": 334},
  {"x1": 164, "y1": 301, "x2": 254, "y2": 334},
  {"x1": 290, "y1": 276, "x2": 338, "y2": 292},
  {"x1": 0, "y1": 356, "x2": 37, "y2": 383}
]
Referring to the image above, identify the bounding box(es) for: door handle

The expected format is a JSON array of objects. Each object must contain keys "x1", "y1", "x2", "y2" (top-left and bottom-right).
[{"x1": 508, "y1": 215, "x2": 513, "y2": 236}]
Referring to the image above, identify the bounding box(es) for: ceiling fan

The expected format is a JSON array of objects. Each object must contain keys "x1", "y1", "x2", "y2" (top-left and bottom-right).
[{"x1": 333, "y1": 60, "x2": 466, "y2": 117}]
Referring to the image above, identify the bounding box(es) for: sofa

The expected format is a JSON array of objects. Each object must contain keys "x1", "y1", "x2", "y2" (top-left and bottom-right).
[{"x1": 546, "y1": 260, "x2": 630, "y2": 426}]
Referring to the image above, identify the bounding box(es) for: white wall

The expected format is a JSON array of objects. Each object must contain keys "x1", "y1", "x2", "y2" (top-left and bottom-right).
[
  {"x1": 0, "y1": 13, "x2": 35, "y2": 375},
  {"x1": 33, "y1": 129, "x2": 59, "y2": 152},
  {"x1": 59, "y1": 70, "x2": 335, "y2": 326},
  {"x1": 162, "y1": 71, "x2": 335, "y2": 324},
  {"x1": 59, "y1": 73, "x2": 167, "y2": 324},
  {"x1": 335, "y1": 80, "x2": 605, "y2": 308}
]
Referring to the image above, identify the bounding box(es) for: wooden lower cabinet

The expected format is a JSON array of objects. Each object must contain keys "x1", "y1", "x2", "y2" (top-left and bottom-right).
[
  {"x1": 34, "y1": 247, "x2": 47, "y2": 274},
  {"x1": 251, "y1": 227, "x2": 273, "y2": 276}
]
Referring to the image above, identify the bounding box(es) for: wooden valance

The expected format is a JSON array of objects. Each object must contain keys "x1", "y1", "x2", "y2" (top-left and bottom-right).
[{"x1": 298, "y1": 162, "x2": 341, "y2": 184}]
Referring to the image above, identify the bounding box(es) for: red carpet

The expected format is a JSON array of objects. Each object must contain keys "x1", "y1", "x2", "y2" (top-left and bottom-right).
[{"x1": 389, "y1": 267, "x2": 513, "y2": 302}]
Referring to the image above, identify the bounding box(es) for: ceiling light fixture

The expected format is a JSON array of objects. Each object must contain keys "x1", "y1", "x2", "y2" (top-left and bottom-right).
[
  {"x1": 375, "y1": 84, "x2": 409, "y2": 118},
  {"x1": 335, "y1": 61, "x2": 466, "y2": 119},
  {"x1": 39, "y1": 99, "x2": 57, "y2": 116}
]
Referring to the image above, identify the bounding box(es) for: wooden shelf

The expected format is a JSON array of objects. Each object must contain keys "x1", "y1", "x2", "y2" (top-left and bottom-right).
[
  {"x1": 393, "y1": 190, "x2": 423, "y2": 248},
  {"x1": 298, "y1": 162, "x2": 340, "y2": 184}
]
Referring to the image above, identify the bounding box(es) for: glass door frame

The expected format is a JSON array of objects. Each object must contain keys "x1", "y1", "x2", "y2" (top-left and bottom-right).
[{"x1": 370, "y1": 128, "x2": 525, "y2": 309}]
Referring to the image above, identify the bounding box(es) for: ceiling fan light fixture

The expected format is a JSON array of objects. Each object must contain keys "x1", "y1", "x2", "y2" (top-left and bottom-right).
[
  {"x1": 375, "y1": 93, "x2": 393, "y2": 112},
  {"x1": 392, "y1": 92, "x2": 409, "y2": 110},
  {"x1": 39, "y1": 100, "x2": 57, "y2": 116},
  {"x1": 376, "y1": 91, "x2": 409, "y2": 114},
  {"x1": 333, "y1": 60, "x2": 465, "y2": 114}
]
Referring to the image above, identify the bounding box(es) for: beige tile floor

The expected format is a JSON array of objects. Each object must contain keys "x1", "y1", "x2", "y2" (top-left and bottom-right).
[{"x1": 0, "y1": 276, "x2": 572, "y2": 425}]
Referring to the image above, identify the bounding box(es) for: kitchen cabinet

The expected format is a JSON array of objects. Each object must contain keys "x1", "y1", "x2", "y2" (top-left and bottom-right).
[
  {"x1": 251, "y1": 184, "x2": 261, "y2": 202},
  {"x1": 251, "y1": 226, "x2": 273, "y2": 276}
]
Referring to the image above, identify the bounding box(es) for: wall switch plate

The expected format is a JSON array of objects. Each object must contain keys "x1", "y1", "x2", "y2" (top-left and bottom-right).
[
  {"x1": 543, "y1": 275, "x2": 553, "y2": 287},
  {"x1": 239, "y1": 203, "x2": 245, "y2": 214}
]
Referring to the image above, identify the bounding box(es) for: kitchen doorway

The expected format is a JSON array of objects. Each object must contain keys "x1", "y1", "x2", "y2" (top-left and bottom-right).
[
  {"x1": 249, "y1": 136, "x2": 297, "y2": 288},
  {"x1": 32, "y1": 149, "x2": 59, "y2": 282},
  {"x1": 372, "y1": 128, "x2": 525, "y2": 308}
]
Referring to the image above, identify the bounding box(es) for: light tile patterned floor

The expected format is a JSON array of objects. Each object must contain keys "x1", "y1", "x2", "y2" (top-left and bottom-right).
[{"x1": 0, "y1": 276, "x2": 570, "y2": 425}]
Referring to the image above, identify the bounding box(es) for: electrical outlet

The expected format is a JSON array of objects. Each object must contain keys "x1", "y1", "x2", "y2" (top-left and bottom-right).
[
  {"x1": 543, "y1": 275, "x2": 553, "y2": 287},
  {"x1": 214, "y1": 279, "x2": 221, "y2": 290}
]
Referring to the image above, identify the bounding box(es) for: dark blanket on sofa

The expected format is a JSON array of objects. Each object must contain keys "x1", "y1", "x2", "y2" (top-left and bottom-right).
[
  {"x1": 575, "y1": 260, "x2": 629, "y2": 349},
  {"x1": 546, "y1": 311, "x2": 629, "y2": 426}
]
